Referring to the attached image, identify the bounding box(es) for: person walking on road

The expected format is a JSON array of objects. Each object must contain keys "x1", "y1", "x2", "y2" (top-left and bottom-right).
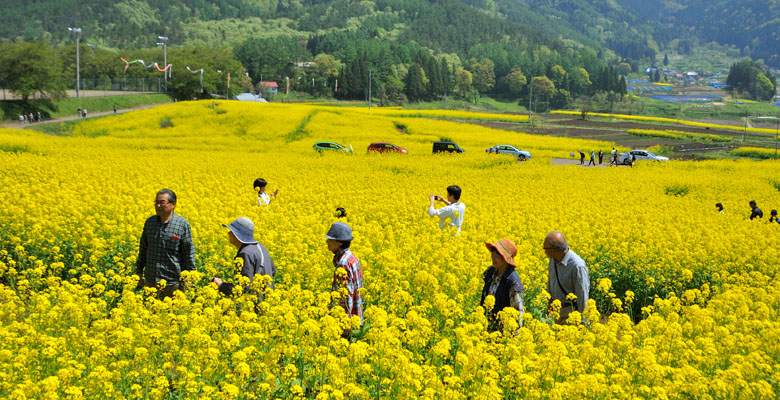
[
  {"x1": 578, "y1": 151, "x2": 585, "y2": 165},
  {"x1": 588, "y1": 150, "x2": 596, "y2": 166},
  {"x1": 598, "y1": 150, "x2": 604, "y2": 164},
  {"x1": 610, "y1": 147, "x2": 618, "y2": 166}
]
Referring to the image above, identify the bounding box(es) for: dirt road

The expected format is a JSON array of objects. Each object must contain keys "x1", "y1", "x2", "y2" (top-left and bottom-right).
[
  {"x1": 0, "y1": 103, "x2": 165, "y2": 129},
  {"x1": 550, "y1": 157, "x2": 626, "y2": 168}
]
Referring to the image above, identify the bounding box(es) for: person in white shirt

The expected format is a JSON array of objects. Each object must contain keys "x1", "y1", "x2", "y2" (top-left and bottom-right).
[
  {"x1": 254, "y1": 178, "x2": 278, "y2": 205},
  {"x1": 427, "y1": 185, "x2": 466, "y2": 235}
]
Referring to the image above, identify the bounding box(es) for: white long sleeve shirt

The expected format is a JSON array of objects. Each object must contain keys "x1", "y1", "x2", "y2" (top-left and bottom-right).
[{"x1": 427, "y1": 202, "x2": 466, "y2": 235}]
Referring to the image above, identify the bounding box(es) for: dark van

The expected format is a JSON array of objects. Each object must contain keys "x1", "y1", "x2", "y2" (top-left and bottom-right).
[{"x1": 433, "y1": 141, "x2": 465, "y2": 153}]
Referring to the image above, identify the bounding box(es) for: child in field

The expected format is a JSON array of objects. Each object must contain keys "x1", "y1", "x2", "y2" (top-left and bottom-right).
[{"x1": 254, "y1": 178, "x2": 278, "y2": 205}]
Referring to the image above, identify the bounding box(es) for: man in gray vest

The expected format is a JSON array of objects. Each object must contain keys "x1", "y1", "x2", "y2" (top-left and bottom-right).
[
  {"x1": 544, "y1": 231, "x2": 590, "y2": 324},
  {"x1": 213, "y1": 217, "x2": 276, "y2": 295}
]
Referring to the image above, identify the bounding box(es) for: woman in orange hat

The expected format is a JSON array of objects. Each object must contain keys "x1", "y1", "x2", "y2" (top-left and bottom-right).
[{"x1": 480, "y1": 239, "x2": 525, "y2": 332}]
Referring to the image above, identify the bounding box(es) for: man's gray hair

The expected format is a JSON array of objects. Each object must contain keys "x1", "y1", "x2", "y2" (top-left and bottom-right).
[
  {"x1": 157, "y1": 189, "x2": 177, "y2": 203},
  {"x1": 549, "y1": 231, "x2": 569, "y2": 252}
]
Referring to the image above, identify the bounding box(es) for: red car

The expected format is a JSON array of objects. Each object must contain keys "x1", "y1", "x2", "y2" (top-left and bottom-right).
[{"x1": 367, "y1": 142, "x2": 407, "y2": 153}]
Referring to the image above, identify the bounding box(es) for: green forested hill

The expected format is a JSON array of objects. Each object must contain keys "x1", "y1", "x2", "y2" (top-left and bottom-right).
[
  {"x1": 619, "y1": 0, "x2": 780, "y2": 66},
  {"x1": 0, "y1": 0, "x2": 776, "y2": 108},
  {"x1": 4, "y1": 0, "x2": 777, "y2": 67},
  {"x1": 0, "y1": 0, "x2": 650, "y2": 60}
]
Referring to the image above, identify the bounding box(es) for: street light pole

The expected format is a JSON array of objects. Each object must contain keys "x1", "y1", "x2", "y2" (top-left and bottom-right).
[
  {"x1": 157, "y1": 36, "x2": 168, "y2": 92},
  {"x1": 68, "y1": 27, "x2": 81, "y2": 98}
]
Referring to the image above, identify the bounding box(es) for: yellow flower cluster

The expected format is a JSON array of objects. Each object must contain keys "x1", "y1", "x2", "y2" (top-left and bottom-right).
[
  {"x1": 732, "y1": 146, "x2": 779, "y2": 159},
  {"x1": 0, "y1": 100, "x2": 778, "y2": 399},
  {"x1": 553, "y1": 110, "x2": 779, "y2": 135},
  {"x1": 626, "y1": 128, "x2": 731, "y2": 142}
]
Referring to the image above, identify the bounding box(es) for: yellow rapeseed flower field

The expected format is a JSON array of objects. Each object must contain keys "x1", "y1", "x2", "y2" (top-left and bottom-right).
[
  {"x1": 626, "y1": 128, "x2": 732, "y2": 142},
  {"x1": 552, "y1": 110, "x2": 780, "y2": 136},
  {"x1": 0, "y1": 100, "x2": 778, "y2": 399}
]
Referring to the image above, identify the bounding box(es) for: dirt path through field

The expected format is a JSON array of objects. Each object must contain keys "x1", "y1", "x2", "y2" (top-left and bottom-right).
[{"x1": 0, "y1": 103, "x2": 165, "y2": 129}]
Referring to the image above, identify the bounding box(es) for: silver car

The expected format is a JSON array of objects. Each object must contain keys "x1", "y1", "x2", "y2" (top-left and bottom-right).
[
  {"x1": 618, "y1": 149, "x2": 669, "y2": 164},
  {"x1": 485, "y1": 145, "x2": 532, "y2": 161}
]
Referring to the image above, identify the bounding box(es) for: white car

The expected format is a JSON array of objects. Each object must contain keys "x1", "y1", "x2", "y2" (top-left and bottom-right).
[
  {"x1": 618, "y1": 149, "x2": 669, "y2": 164},
  {"x1": 485, "y1": 145, "x2": 532, "y2": 161}
]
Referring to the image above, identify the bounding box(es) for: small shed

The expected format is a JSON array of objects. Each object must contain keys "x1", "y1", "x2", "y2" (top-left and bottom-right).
[{"x1": 260, "y1": 81, "x2": 279, "y2": 96}]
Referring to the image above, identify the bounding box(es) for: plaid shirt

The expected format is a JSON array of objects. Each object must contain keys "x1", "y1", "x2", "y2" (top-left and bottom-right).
[
  {"x1": 331, "y1": 248, "x2": 364, "y2": 321},
  {"x1": 136, "y1": 213, "x2": 196, "y2": 285}
]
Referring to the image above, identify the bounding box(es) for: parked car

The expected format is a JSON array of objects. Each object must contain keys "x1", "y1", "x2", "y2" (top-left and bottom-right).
[
  {"x1": 618, "y1": 149, "x2": 669, "y2": 164},
  {"x1": 485, "y1": 145, "x2": 532, "y2": 161},
  {"x1": 313, "y1": 141, "x2": 352, "y2": 153},
  {"x1": 433, "y1": 141, "x2": 465, "y2": 153},
  {"x1": 367, "y1": 142, "x2": 407, "y2": 153}
]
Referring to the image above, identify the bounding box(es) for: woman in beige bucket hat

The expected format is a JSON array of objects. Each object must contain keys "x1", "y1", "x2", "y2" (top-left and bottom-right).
[{"x1": 479, "y1": 238, "x2": 525, "y2": 331}]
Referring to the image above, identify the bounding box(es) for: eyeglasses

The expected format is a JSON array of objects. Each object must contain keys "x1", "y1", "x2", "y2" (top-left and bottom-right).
[
  {"x1": 155, "y1": 200, "x2": 171, "y2": 205},
  {"x1": 543, "y1": 247, "x2": 554, "y2": 250}
]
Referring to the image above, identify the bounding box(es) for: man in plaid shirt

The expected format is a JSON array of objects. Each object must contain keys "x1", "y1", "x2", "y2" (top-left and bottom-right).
[
  {"x1": 325, "y1": 222, "x2": 364, "y2": 325},
  {"x1": 136, "y1": 189, "x2": 196, "y2": 298}
]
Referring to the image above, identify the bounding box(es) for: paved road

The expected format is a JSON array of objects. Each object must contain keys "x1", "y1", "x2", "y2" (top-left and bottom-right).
[
  {"x1": 1, "y1": 103, "x2": 165, "y2": 129},
  {"x1": 550, "y1": 157, "x2": 627, "y2": 167},
  {"x1": 1, "y1": 89, "x2": 153, "y2": 100}
]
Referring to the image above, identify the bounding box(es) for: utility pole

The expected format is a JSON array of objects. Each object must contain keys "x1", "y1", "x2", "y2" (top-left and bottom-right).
[
  {"x1": 528, "y1": 76, "x2": 533, "y2": 121},
  {"x1": 157, "y1": 36, "x2": 168, "y2": 92},
  {"x1": 68, "y1": 27, "x2": 81, "y2": 98},
  {"x1": 368, "y1": 70, "x2": 372, "y2": 110}
]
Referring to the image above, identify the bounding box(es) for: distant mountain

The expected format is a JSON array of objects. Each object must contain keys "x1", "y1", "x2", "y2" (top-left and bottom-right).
[
  {"x1": 619, "y1": 0, "x2": 780, "y2": 66},
  {"x1": 0, "y1": 0, "x2": 777, "y2": 67},
  {"x1": 0, "y1": 0, "x2": 653, "y2": 62}
]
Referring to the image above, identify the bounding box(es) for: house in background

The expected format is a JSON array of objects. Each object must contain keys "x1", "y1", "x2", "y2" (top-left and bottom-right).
[{"x1": 260, "y1": 81, "x2": 279, "y2": 98}]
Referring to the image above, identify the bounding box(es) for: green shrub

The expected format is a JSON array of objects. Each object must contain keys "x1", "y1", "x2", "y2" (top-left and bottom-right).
[{"x1": 664, "y1": 184, "x2": 690, "y2": 197}]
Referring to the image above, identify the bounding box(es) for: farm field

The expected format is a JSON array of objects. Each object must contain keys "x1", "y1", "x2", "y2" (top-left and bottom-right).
[{"x1": 0, "y1": 101, "x2": 779, "y2": 399}]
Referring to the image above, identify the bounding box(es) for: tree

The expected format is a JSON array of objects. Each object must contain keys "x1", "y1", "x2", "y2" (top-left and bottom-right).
[
  {"x1": 383, "y1": 74, "x2": 404, "y2": 103},
  {"x1": 0, "y1": 42, "x2": 66, "y2": 102},
  {"x1": 549, "y1": 65, "x2": 566, "y2": 88},
  {"x1": 455, "y1": 68, "x2": 472, "y2": 99},
  {"x1": 754, "y1": 73, "x2": 775, "y2": 101},
  {"x1": 569, "y1": 67, "x2": 591, "y2": 96},
  {"x1": 505, "y1": 67, "x2": 527, "y2": 96},
  {"x1": 550, "y1": 88, "x2": 570, "y2": 109},
  {"x1": 663, "y1": 54, "x2": 669, "y2": 66},
  {"x1": 727, "y1": 58, "x2": 777, "y2": 101},
  {"x1": 531, "y1": 76, "x2": 554, "y2": 99},
  {"x1": 313, "y1": 54, "x2": 341, "y2": 80},
  {"x1": 616, "y1": 62, "x2": 632, "y2": 76},
  {"x1": 313, "y1": 53, "x2": 341, "y2": 96},
  {"x1": 404, "y1": 63, "x2": 427, "y2": 102},
  {"x1": 467, "y1": 58, "x2": 495, "y2": 94}
]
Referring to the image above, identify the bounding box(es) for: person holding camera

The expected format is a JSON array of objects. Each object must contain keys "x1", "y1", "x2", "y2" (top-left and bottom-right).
[
  {"x1": 427, "y1": 185, "x2": 466, "y2": 235},
  {"x1": 254, "y1": 178, "x2": 279, "y2": 206}
]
